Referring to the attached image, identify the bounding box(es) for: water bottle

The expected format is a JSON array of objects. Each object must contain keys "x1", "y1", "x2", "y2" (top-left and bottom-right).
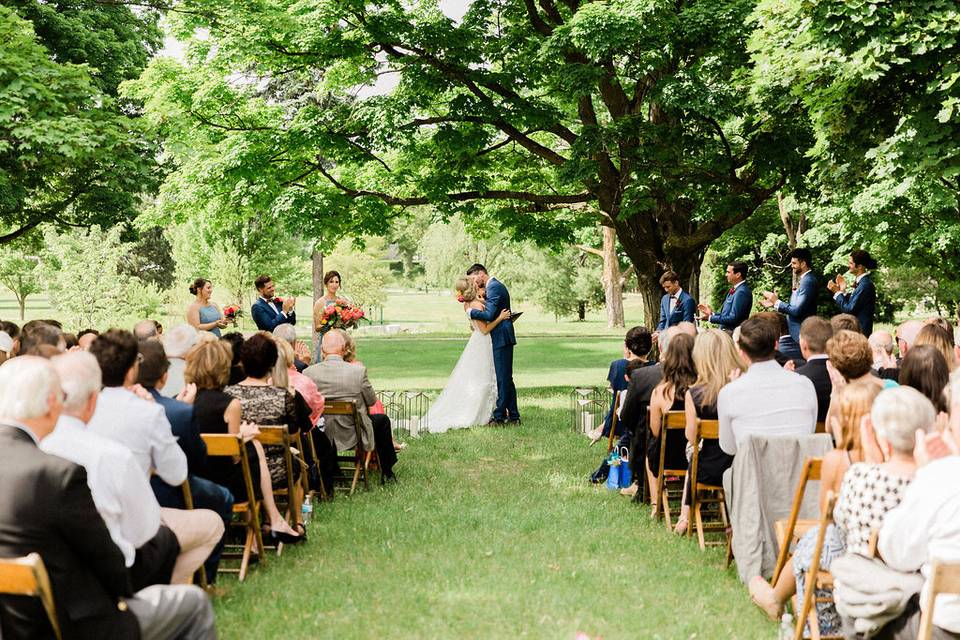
[
  {"x1": 301, "y1": 495, "x2": 313, "y2": 525},
  {"x1": 778, "y1": 613, "x2": 793, "y2": 640}
]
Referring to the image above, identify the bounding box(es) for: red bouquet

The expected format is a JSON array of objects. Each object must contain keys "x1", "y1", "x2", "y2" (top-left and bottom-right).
[
  {"x1": 318, "y1": 298, "x2": 366, "y2": 334},
  {"x1": 223, "y1": 305, "x2": 242, "y2": 327}
]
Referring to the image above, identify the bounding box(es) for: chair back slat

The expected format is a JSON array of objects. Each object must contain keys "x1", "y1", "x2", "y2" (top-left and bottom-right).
[
  {"x1": 323, "y1": 401, "x2": 357, "y2": 416},
  {"x1": 921, "y1": 562, "x2": 960, "y2": 640},
  {"x1": 664, "y1": 411, "x2": 686, "y2": 429},
  {"x1": 201, "y1": 433, "x2": 241, "y2": 457},
  {"x1": 697, "y1": 419, "x2": 720, "y2": 440},
  {"x1": 255, "y1": 425, "x2": 290, "y2": 446},
  {"x1": 793, "y1": 491, "x2": 839, "y2": 640}
]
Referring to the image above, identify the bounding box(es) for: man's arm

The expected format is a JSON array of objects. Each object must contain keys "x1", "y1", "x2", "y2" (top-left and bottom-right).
[
  {"x1": 835, "y1": 279, "x2": 872, "y2": 314},
  {"x1": 116, "y1": 455, "x2": 162, "y2": 550},
  {"x1": 776, "y1": 277, "x2": 817, "y2": 317},
  {"x1": 717, "y1": 388, "x2": 737, "y2": 455},
  {"x1": 151, "y1": 410, "x2": 188, "y2": 486},
  {"x1": 360, "y1": 367, "x2": 377, "y2": 409},
  {"x1": 656, "y1": 297, "x2": 667, "y2": 331},
  {"x1": 57, "y1": 464, "x2": 133, "y2": 598},
  {"x1": 469, "y1": 282, "x2": 502, "y2": 322},
  {"x1": 878, "y1": 477, "x2": 934, "y2": 572}
]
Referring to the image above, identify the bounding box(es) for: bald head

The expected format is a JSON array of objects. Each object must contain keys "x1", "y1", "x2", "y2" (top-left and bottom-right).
[
  {"x1": 133, "y1": 319, "x2": 158, "y2": 341},
  {"x1": 321, "y1": 329, "x2": 347, "y2": 358},
  {"x1": 868, "y1": 330, "x2": 894, "y2": 364},
  {"x1": 897, "y1": 320, "x2": 924, "y2": 357}
]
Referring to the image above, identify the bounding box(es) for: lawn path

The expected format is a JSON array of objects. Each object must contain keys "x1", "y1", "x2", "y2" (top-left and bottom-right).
[{"x1": 212, "y1": 392, "x2": 774, "y2": 639}]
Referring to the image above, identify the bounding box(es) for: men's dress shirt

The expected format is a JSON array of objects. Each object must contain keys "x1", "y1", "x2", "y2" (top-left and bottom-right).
[
  {"x1": 717, "y1": 359, "x2": 817, "y2": 455},
  {"x1": 879, "y1": 456, "x2": 960, "y2": 633},
  {"x1": 669, "y1": 289, "x2": 681, "y2": 314},
  {"x1": 87, "y1": 386, "x2": 188, "y2": 486},
  {"x1": 160, "y1": 357, "x2": 187, "y2": 398},
  {"x1": 148, "y1": 388, "x2": 206, "y2": 473},
  {"x1": 41, "y1": 415, "x2": 161, "y2": 566}
]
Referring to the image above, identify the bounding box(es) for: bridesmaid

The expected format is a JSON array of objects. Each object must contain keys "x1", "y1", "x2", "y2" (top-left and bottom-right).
[
  {"x1": 186, "y1": 278, "x2": 228, "y2": 338},
  {"x1": 312, "y1": 270, "x2": 345, "y2": 361}
]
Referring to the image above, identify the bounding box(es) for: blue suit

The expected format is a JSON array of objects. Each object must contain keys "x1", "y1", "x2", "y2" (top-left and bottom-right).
[
  {"x1": 834, "y1": 274, "x2": 876, "y2": 336},
  {"x1": 656, "y1": 290, "x2": 697, "y2": 331},
  {"x1": 251, "y1": 297, "x2": 296, "y2": 332},
  {"x1": 709, "y1": 282, "x2": 753, "y2": 332},
  {"x1": 776, "y1": 271, "x2": 820, "y2": 343},
  {"x1": 469, "y1": 277, "x2": 519, "y2": 422}
]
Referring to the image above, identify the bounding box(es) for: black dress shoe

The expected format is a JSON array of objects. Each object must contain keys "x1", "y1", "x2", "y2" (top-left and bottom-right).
[
  {"x1": 485, "y1": 419, "x2": 506, "y2": 427},
  {"x1": 506, "y1": 418, "x2": 522, "y2": 426}
]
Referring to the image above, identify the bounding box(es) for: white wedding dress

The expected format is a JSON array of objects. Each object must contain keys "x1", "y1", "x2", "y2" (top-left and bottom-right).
[{"x1": 424, "y1": 314, "x2": 498, "y2": 433}]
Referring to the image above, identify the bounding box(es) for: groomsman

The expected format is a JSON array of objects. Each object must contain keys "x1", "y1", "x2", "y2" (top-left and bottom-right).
[
  {"x1": 251, "y1": 275, "x2": 297, "y2": 332},
  {"x1": 828, "y1": 249, "x2": 877, "y2": 336},
  {"x1": 760, "y1": 248, "x2": 820, "y2": 344},
  {"x1": 654, "y1": 271, "x2": 696, "y2": 340},
  {"x1": 698, "y1": 262, "x2": 752, "y2": 333}
]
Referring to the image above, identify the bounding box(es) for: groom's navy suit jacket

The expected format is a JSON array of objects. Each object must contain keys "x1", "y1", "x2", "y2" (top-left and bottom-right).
[
  {"x1": 709, "y1": 282, "x2": 752, "y2": 332},
  {"x1": 834, "y1": 274, "x2": 876, "y2": 336},
  {"x1": 469, "y1": 278, "x2": 516, "y2": 350},
  {"x1": 656, "y1": 290, "x2": 696, "y2": 331},
  {"x1": 251, "y1": 297, "x2": 297, "y2": 332}
]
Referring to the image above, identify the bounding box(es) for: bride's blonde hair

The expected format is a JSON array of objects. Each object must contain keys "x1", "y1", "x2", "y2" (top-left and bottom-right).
[{"x1": 454, "y1": 277, "x2": 479, "y2": 303}]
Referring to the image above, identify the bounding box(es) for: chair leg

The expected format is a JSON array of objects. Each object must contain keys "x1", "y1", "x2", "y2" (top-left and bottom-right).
[
  {"x1": 695, "y1": 501, "x2": 706, "y2": 551},
  {"x1": 239, "y1": 527, "x2": 252, "y2": 582}
]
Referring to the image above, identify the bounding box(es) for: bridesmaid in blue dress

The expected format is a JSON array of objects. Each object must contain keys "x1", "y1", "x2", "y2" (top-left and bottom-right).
[
  {"x1": 186, "y1": 277, "x2": 229, "y2": 338},
  {"x1": 312, "y1": 270, "x2": 346, "y2": 361}
]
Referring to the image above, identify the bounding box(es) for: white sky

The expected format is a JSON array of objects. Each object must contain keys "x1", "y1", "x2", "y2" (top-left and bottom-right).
[{"x1": 159, "y1": 0, "x2": 471, "y2": 97}]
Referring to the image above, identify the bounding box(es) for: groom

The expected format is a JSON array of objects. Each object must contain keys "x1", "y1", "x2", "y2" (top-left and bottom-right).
[
  {"x1": 467, "y1": 264, "x2": 519, "y2": 425},
  {"x1": 251, "y1": 274, "x2": 297, "y2": 331}
]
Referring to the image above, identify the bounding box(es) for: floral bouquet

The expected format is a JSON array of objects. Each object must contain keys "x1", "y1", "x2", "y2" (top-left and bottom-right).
[
  {"x1": 223, "y1": 305, "x2": 242, "y2": 327},
  {"x1": 318, "y1": 298, "x2": 366, "y2": 334}
]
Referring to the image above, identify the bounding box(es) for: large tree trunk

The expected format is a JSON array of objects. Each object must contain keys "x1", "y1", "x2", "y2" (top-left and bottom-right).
[
  {"x1": 312, "y1": 250, "x2": 324, "y2": 306},
  {"x1": 601, "y1": 226, "x2": 625, "y2": 329}
]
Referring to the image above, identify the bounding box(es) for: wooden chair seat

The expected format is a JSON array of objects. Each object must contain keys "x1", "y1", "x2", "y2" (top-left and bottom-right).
[
  {"x1": 919, "y1": 561, "x2": 960, "y2": 640},
  {"x1": 0, "y1": 553, "x2": 61, "y2": 640},
  {"x1": 792, "y1": 491, "x2": 843, "y2": 640},
  {"x1": 200, "y1": 433, "x2": 264, "y2": 582}
]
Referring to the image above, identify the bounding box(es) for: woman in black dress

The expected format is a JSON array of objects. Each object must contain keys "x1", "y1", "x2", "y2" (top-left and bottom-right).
[
  {"x1": 187, "y1": 340, "x2": 303, "y2": 545},
  {"x1": 646, "y1": 332, "x2": 697, "y2": 512},
  {"x1": 674, "y1": 329, "x2": 744, "y2": 534}
]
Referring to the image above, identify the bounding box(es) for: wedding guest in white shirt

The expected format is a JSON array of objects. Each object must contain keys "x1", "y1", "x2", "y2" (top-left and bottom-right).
[
  {"x1": 718, "y1": 316, "x2": 818, "y2": 455},
  {"x1": 85, "y1": 330, "x2": 223, "y2": 585}
]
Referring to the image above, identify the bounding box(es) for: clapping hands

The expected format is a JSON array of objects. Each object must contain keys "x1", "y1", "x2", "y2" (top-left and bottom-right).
[
  {"x1": 282, "y1": 296, "x2": 296, "y2": 313},
  {"x1": 697, "y1": 303, "x2": 713, "y2": 319},
  {"x1": 759, "y1": 291, "x2": 777, "y2": 308},
  {"x1": 827, "y1": 275, "x2": 847, "y2": 294}
]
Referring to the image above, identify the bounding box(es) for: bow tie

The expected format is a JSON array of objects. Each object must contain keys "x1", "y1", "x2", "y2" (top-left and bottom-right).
[{"x1": 670, "y1": 295, "x2": 678, "y2": 300}]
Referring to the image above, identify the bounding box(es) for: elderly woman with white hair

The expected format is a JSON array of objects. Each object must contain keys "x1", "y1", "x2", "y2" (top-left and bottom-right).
[{"x1": 272, "y1": 323, "x2": 311, "y2": 371}]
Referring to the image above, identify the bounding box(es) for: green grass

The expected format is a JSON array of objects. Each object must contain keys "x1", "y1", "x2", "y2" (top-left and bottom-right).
[
  {"x1": 212, "y1": 389, "x2": 774, "y2": 639},
  {"x1": 359, "y1": 336, "x2": 623, "y2": 390}
]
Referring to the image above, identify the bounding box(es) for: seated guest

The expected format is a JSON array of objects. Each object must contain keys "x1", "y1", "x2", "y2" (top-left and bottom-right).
[
  {"x1": 225, "y1": 334, "x2": 304, "y2": 497},
  {"x1": 899, "y1": 345, "x2": 950, "y2": 414},
  {"x1": 187, "y1": 340, "x2": 303, "y2": 545},
  {"x1": 19, "y1": 321, "x2": 64, "y2": 355},
  {"x1": 62, "y1": 332, "x2": 78, "y2": 350},
  {"x1": 160, "y1": 324, "x2": 198, "y2": 398},
  {"x1": 831, "y1": 313, "x2": 861, "y2": 334},
  {"x1": 646, "y1": 333, "x2": 696, "y2": 512},
  {"x1": 795, "y1": 317, "x2": 834, "y2": 423},
  {"x1": 133, "y1": 319, "x2": 159, "y2": 341},
  {"x1": 824, "y1": 329, "x2": 895, "y2": 429},
  {"x1": 718, "y1": 316, "x2": 817, "y2": 455},
  {"x1": 0, "y1": 320, "x2": 19, "y2": 356},
  {"x1": 343, "y1": 332, "x2": 408, "y2": 452},
  {"x1": 674, "y1": 329, "x2": 743, "y2": 534},
  {"x1": 589, "y1": 326, "x2": 645, "y2": 445},
  {"x1": 275, "y1": 337, "x2": 325, "y2": 425},
  {"x1": 0, "y1": 356, "x2": 216, "y2": 640},
  {"x1": 86, "y1": 330, "x2": 225, "y2": 584},
  {"x1": 304, "y1": 329, "x2": 398, "y2": 481},
  {"x1": 754, "y1": 312, "x2": 803, "y2": 366},
  {"x1": 750, "y1": 385, "x2": 927, "y2": 627},
  {"x1": 0, "y1": 330, "x2": 12, "y2": 365},
  {"x1": 915, "y1": 323, "x2": 958, "y2": 372},
  {"x1": 137, "y1": 341, "x2": 233, "y2": 584},
  {"x1": 869, "y1": 330, "x2": 896, "y2": 371},
  {"x1": 608, "y1": 326, "x2": 657, "y2": 493},
  {"x1": 273, "y1": 323, "x2": 310, "y2": 371},
  {"x1": 220, "y1": 331, "x2": 246, "y2": 385}
]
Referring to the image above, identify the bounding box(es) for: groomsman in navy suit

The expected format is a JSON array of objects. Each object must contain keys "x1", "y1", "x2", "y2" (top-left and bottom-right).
[
  {"x1": 698, "y1": 262, "x2": 752, "y2": 333},
  {"x1": 251, "y1": 275, "x2": 297, "y2": 331},
  {"x1": 760, "y1": 248, "x2": 820, "y2": 344},
  {"x1": 828, "y1": 249, "x2": 877, "y2": 336},
  {"x1": 654, "y1": 271, "x2": 696, "y2": 341}
]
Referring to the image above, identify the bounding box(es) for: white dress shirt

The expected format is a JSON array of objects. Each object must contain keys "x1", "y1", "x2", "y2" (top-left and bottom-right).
[
  {"x1": 261, "y1": 296, "x2": 287, "y2": 318},
  {"x1": 717, "y1": 359, "x2": 817, "y2": 455},
  {"x1": 879, "y1": 456, "x2": 960, "y2": 633},
  {"x1": 41, "y1": 415, "x2": 162, "y2": 566},
  {"x1": 669, "y1": 288, "x2": 683, "y2": 314},
  {"x1": 87, "y1": 386, "x2": 187, "y2": 485}
]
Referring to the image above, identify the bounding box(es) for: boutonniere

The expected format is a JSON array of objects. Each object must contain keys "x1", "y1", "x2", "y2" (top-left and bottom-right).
[
  {"x1": 728, "y1": 287, "x2": 735, "y2": 295},
  {"x1": 273, "y1": 297, "x2": 283, "y2": 304}
]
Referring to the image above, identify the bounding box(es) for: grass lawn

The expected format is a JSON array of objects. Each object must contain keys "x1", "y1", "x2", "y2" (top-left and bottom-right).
[
  {"x1": 212, "y1": 389, "x2": 774, "y2": 639},
  {"x1": 358, "y1": 336, "x2": 623, "y2": 390}
]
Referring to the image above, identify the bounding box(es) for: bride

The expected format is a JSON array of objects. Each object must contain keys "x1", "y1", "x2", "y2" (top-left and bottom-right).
[{"x1": 424, "y1": 277, "x2": 511, "y2": 433}]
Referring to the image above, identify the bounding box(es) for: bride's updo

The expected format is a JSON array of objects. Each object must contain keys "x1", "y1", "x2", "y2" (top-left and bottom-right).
[{"x1": 454, "y1": 277, "x2": 478, "y2": 303}]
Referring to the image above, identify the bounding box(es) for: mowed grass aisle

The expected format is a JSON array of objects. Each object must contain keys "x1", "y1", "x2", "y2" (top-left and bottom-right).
[{"x1": 212, "y1": 390, "x2": 774, "y2": 639}]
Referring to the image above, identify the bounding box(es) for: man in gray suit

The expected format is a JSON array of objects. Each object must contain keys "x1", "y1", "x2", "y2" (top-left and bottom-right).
[{"x1": 303, "y1": 330, "x2": 397, "y2": 480}]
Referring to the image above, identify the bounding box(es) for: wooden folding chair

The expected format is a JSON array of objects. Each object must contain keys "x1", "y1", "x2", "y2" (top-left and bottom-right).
[
  {"x1": 655, "y1": 410, "x2": 687, "y2": 529},
  {"x1": 688, "y1": 419, "x2": 731, "y2": 555},
  {"x1": 255, "y1": 425, "x2": 300, "y2": 556},
  {"x1": 179, "y1": 480, "x2": 209, "y2": 590},
  {"x1": 322, "y1": 401, "x2": 369, "y2": 495},
  {"x1": 605, "y1": 391, "x2": 623, "y2": 453},
  {"x1": 815, "y1": 421, "x2": 826, "y2": 434},
  {"x1": 918, "y1": 561, "x2": 960, "y2": 640},
  {"x1": 772, "y1": 457, "x2": 823, "y2": 586},
  {"x1": 302, "y1": 426, "x2": 330, "y2": 500},
  {"x1": 200, "y1": 434, "x2": 265, "y2": 581},
  {"x1": 0, "y1": 553, "x2": 61, "y2": 640},
  {"x1": 793, "y1": 491, "x2": 841, "y2": 640}
]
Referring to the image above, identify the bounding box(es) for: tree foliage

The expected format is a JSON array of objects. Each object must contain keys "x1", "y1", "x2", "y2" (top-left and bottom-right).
[
  {"x1": 0, "y1": 5, "x2": 160, "y2": 244},
  {"x1": 324, "y1": 237, "x2": 391, "y2": 310}
]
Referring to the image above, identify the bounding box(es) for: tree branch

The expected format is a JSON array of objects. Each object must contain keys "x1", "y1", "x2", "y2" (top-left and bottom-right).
[{"x1": 0, "y1": 220, "x2": 42, "y2": 245}]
